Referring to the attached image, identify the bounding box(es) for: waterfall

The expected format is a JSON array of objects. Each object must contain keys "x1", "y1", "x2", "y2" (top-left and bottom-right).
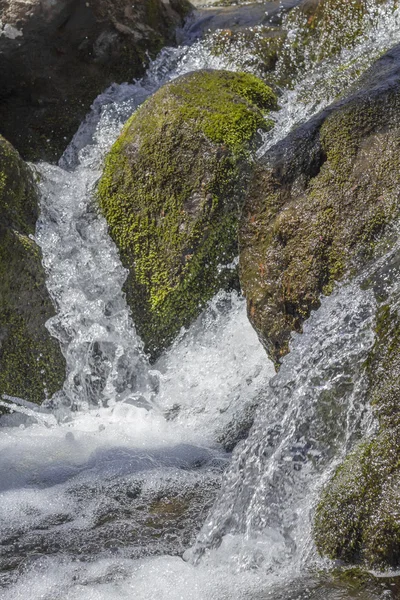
[
  {"x1": 190, "y1": 273, "x2": 377, "y2": 570},
  {"x1": 2, "y1": 1, "x2": 400, "y2": 598}
]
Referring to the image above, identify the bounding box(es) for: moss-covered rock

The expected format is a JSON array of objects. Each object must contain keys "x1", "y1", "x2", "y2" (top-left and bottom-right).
[
  {"x1": 283, "y1": 47, "x2": 400, "y2": 570},
  {"x1": 98, "y1": 70, "x2": 277, "y2": 360},
  {"x1": 240, "y1": 45, "x2": 400, "y2": 366},
  {"x1": 314, "y1": 299, "x2": 400, "y2": 569},
  {"x1": 0, "y1": 136, "x2": 65, "y2": 406}
]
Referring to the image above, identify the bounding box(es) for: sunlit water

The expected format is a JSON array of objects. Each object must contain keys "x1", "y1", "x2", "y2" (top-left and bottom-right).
[{"x1": 2, "y1": 2, "x2": 400, "y2": 598}]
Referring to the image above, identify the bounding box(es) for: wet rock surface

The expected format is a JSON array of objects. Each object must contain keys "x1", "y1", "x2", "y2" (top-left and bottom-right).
[
  {"x1": 0, "y1": 445, "x2": 223, "y2": 587},
  {"x1": 240, "y1": 44, "x2": 400, "y2": 365},
  {"x1": 0, "y1": 0, "x2": 191, "y2": 162},
  {"x1": 184, "y1": 0, "x2": 299, "y2": 43},
  {"x1": 0, "y1": 135, "x2": 65, "y2": 406},
  {"x1": 314, "y1": 248, "x2": 400, "y2": 568}
]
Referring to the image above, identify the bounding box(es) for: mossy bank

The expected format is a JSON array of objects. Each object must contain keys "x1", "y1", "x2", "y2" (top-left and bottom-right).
[
  {"x1": 98, "y1": 70, "x2": 277, "y2": 360},
  {"x1": 0, "y1": 135, "x2": 65, "y2": 407}
]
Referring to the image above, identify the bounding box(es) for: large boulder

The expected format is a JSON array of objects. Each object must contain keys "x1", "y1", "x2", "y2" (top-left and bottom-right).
[
  {"x1": 240, "y1": 44, "x2": 400, "y2": 365},
  {"x1": 0, "y1": 135, "x2": 65, "y2": 405},
  {"x1": 0, "y1": 0, "x2": 191, "y2": 162},
  {"x1": 98, "y1": 70, "x2": 277, "y2": 360},
  {"x1": 240, "y1": 43, "x2": 400, "y2": 568}
]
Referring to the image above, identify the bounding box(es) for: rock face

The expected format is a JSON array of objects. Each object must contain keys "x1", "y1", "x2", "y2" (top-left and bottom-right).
[
  {"x1": 98, "y1": 70, "x2": 277, "y2": 361},
  {"x1": 243, "y1": 43, "x2": 400, "y2": 568},
  {"x1": 0, "y1": 0, "x2": 191, "y2": 162},
  {"x1": 240, "y1": 45, "x2": 400, "y2": 366},
  {"x1": 0, "y1": 135, "x2": 65, "y2": 405}
]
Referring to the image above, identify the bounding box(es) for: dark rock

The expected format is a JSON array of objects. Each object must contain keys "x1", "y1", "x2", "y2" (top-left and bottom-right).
[{"x1": 0, "y1": 0, "x2": 192, "y2": 162}]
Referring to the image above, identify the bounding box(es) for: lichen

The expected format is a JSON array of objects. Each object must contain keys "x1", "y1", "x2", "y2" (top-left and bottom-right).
[{"x1": 98, "y1": 70, "x2": 276, "y2": 359}]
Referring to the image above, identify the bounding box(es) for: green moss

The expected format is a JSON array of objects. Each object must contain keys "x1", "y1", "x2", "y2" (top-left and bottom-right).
[
  {"x1": 98, "y1": 70, "x2": 276, "y2": 359},
  {"x1": 118, "y1": 71, "x2": 276, "y2": 154},
  {"x1": 0, "y1": 136, "x2": 65, "y2": 407}
]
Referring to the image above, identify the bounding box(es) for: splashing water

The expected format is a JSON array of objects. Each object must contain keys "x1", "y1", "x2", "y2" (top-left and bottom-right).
[
  {"x1": 259, "y1": 0, "x2": 400, "y2": 154},
  {"x1": 2, "y1": 1, "x2": 400, "y2": 598},
  {"x1": 190, "y1": 278, "x2": 377, "y2": 570}
]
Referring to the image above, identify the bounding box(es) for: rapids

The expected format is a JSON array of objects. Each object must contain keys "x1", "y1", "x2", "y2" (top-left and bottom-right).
[{"x1": 2, "y1": 2, "x2": 400, "y2": 598}]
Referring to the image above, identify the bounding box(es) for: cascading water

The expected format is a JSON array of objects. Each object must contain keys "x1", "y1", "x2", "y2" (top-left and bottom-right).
[
  {"x1": 2, "y1": 2, "x2": 400, "y2": 598},
  {"x1": 190, "y1": 274, "x2": 377, "y2": 570}
]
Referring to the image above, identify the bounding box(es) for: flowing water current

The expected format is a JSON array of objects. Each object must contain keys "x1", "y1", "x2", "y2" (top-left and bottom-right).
[{"x1": 2, "y1": 2, "x2": 400, "y2": 598}]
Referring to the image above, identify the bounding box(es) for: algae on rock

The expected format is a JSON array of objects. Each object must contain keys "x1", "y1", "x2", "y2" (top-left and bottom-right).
[
  {"x1": 0, "y1": 135, "x2": 65, "y2": 406},
  {"x1": 98, "y1": 70, "x2": 277, "y2": 360}
]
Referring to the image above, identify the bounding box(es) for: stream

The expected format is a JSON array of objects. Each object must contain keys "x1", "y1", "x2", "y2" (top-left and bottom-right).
[{"x1": 2, "y1": 2, "x2": 400, "y2": 598}]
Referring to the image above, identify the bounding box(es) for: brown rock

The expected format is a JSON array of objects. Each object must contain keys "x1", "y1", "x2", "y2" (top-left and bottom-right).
[{"x1": 239, "y1": 44, "x2": 400, "y2": 367}]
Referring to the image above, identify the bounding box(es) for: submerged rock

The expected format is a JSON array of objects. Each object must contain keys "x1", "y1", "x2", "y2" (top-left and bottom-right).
[
  {"x1": 0, "y1": 135, "x2": 65, "y2": 406},
  {"x1": 276, "y1": 0, "x2": 397, "y2": 83},
  {"x1": 0, "y1": 0, "x2": 191, "y2": 162},
  {"x1": 98, "y1": 70, "x2": 277, "y2": 360},
  {"x1": 197, "y1": 0, "x2": 394, "y2": 89},
  {"x1": 240, "y1": 44, "x2": 400, "y2": 365},
  {"x1": 206, "y1": 25, "x2": 286, "y2": 79}
]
